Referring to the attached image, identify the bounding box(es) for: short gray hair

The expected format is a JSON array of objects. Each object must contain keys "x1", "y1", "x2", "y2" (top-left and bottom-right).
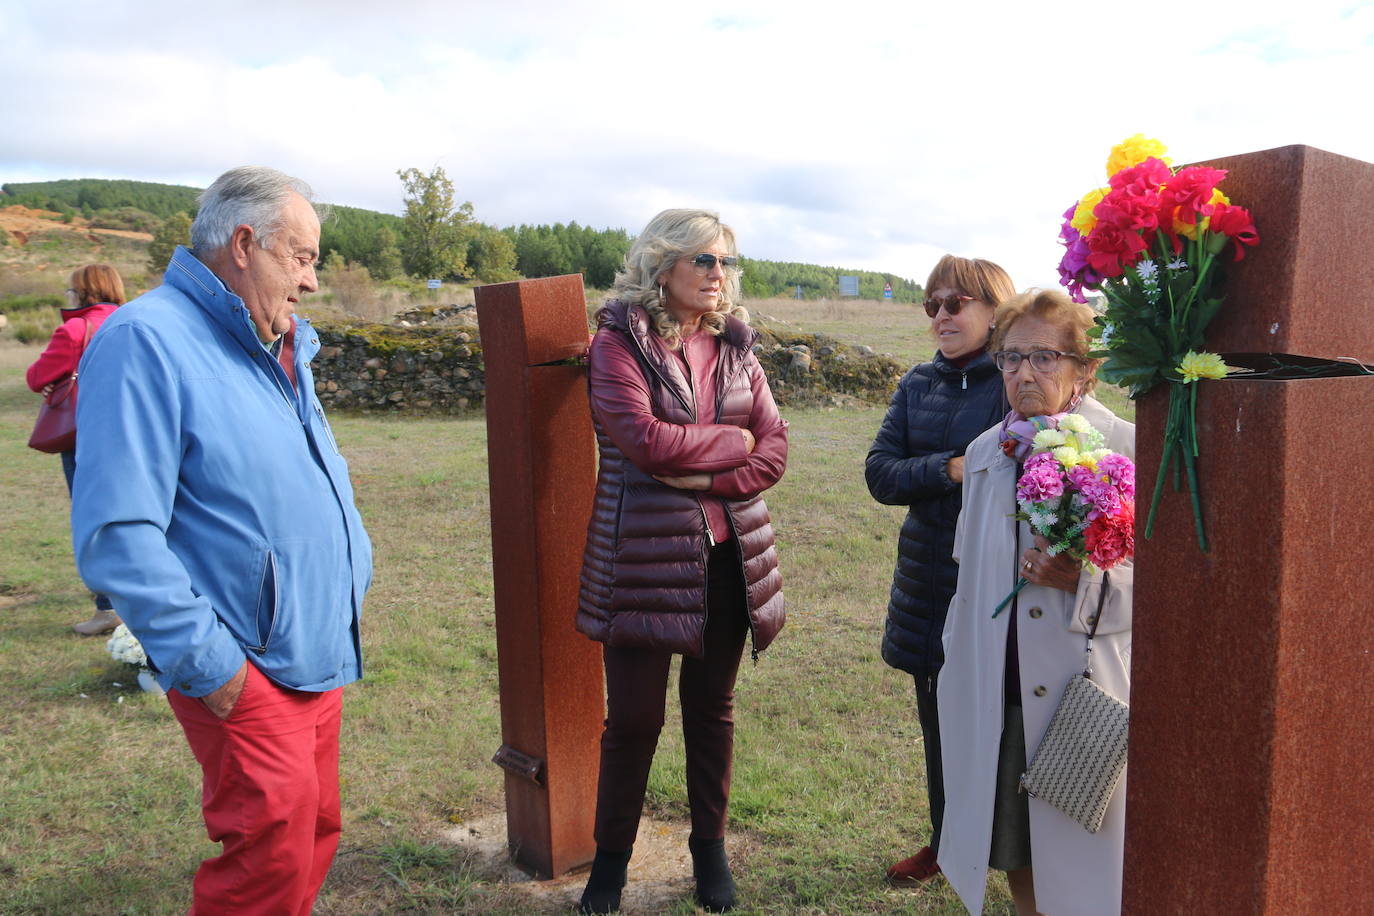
[
  {"x1": 612, "y1": 208, "x2": 746, "y2": 348},
  {"x1": 191, "y1": 166, "x2": 320, "y2": 256}
]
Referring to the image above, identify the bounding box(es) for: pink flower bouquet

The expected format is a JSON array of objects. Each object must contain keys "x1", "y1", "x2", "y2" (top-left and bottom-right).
[{"x1": 992, "y1": 414, "x2": 1136, "y2": 617}]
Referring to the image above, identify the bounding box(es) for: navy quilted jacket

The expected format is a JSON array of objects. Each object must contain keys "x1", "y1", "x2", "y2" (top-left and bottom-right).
[{"x1": 865, "y1": 350, "x2": 1006, "y2": 676}]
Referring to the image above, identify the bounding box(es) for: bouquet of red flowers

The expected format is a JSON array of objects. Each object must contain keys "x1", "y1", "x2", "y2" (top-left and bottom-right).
[{"x1": 1057, "y1": 135, "x2": 1259, "y2": 551}]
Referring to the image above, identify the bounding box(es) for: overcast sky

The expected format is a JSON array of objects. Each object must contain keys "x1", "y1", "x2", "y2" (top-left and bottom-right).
[{"x1": 3, "y1": 1, "x2": 1371, "y2": 288}]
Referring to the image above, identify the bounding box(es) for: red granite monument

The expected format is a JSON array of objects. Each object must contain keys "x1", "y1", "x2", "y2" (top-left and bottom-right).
[
  {"x1": 1124, "y1": 145, "x2": 1374, "y2": 913},
  {"x1": 476, "y1": 275, "x2": 601, "y2": 879}
]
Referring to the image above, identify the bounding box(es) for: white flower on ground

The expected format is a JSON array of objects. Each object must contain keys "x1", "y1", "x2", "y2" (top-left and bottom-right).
[{"x1": 106, "y1": 624, "x2": 148, "y2": 668}]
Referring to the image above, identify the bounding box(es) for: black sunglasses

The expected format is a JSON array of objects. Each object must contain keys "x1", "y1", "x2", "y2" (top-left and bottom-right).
[
  {"x1": 687, "y1": 253, "x2": 740, "y2": 272},
  {"x1": 923, "y1": 293, "x2": 976, "y2": 318}
]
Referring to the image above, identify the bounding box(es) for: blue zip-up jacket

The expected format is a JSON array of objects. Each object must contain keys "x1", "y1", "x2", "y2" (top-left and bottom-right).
[
  {"x1": 865, "y1": 350, "x2": 1005, "y2": 676},
  {"x1": 71, "y1": 246, "x2": 372, "y2": 696}
]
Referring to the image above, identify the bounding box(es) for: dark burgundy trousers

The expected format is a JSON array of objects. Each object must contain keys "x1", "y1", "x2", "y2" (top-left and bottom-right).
[{"x1": 593, "y1": 543, "x2": 750, "y2": 850}]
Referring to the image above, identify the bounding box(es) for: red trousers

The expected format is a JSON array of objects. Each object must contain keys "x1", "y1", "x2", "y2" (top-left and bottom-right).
[{"x1": 167, "y1": 663, "x2": 343, "y2": 916}]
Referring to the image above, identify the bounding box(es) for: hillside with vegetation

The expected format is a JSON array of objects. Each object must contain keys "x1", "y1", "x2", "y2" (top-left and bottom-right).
[
  {"x1": 2, "y1": 174, "x2": 939, "y2": 412},
  {"x1": 2, "y1": 176, "x2": 923, "y2": 300},
  {"x1": 1, "y1": 178, "x2": 201, "y2": 222}
]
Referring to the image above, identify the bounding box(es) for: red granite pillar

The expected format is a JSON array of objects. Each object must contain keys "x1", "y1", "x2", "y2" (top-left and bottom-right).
[
  {"x1": 1124, "y1": 146, "x2": 1374, "y2": 913},
  {"x1": 476, "y1": 275, "x2": 601, "y2": 879}
]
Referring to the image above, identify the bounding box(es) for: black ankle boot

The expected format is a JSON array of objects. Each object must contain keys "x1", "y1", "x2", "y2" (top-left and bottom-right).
[
  {"x1": 579, "y1": 846, "x2": 632, "y2": 914},
  {"x1": 689, "y1": 836, "x2": 737, "y2": 912}
]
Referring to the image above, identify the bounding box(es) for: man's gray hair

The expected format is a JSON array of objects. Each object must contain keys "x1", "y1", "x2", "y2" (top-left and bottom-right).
[{"x1": 191, "y1": 166, "x2": 320, "y2": 256}]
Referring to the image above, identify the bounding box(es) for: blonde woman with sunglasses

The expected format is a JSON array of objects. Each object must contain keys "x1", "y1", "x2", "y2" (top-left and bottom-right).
[
  {"x1": 575, "y1": 209, "x2": 789, "y2": 913},
  {"x1": 865, "y1": 254, "x2": 1015, "y2": 886}
]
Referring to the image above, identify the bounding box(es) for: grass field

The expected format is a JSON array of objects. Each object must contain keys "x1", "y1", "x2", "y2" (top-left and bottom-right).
[{"x1": 0, "y1": 295, "x2": 1132, "y2": 914}]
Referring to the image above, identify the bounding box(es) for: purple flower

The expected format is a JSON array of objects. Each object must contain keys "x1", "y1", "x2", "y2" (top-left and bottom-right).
[
  {"x1": 1077, "y1": 477, "x2": 1122, "y2": 521},
  {"x1": 1059, "y1": 204, "x2": 1080, "y2": 244},
  {"x1": 1058, "y1": 235, "x2": 1104, "y2": 304},
  {"x1": 1017, "y1": 460, "x2": 1065, "y2": 503},
  {"x1": 1096, "y1": 453, "x2": 1136, "y2": 500},
  {"x1": 1066, "y1": 464, "x2": 1098, "y2": 491}
]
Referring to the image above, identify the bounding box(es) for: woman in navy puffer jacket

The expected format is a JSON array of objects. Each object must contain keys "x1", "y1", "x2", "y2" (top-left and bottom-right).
[{"x1": 865, "y1": 254, "x2": 1014, "y2": 885}]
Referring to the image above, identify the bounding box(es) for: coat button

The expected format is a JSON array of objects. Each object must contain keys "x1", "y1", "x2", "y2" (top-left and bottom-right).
[
  {"x1": 1028, "y1": 606, "x2": 1043, "y2": 619},
  {"x1": 1087, "y1": 613, "x2": 1099, "y2": 626},
  {"x1": 1033, "y1": 685, "x2": 1047, "y2": 697}
]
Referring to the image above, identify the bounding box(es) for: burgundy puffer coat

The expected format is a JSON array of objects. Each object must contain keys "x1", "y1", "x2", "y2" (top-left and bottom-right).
[{"x1": 577, "y1": 300, "x2": 787, "y2": 658}]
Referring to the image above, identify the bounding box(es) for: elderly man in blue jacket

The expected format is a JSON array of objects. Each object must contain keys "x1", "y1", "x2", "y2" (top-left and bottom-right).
[{"x1": 71, "y1": 166, "x2": 372, "y2": 915}]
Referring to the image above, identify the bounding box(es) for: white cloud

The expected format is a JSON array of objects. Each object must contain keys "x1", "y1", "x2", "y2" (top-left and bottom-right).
[{"x1": 3, "y1": 0, "x2": 1373, "y2": 290}]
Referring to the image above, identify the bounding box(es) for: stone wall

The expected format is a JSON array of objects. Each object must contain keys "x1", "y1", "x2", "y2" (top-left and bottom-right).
[
  {"x1": 751, "y1": 325, "x2": 905, "y2": 407},
  {"x1": 311, "y1": 320, "x2": 485, "y2": 413},
  {"x1": 306, "y1": 311, "x2": 905, "y2": 413}
]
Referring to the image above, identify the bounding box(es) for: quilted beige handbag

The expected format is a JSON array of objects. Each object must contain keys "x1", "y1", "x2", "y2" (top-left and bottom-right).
[{"x1": 1019, "y1": 572, "x2": 1129, "y2": 834}]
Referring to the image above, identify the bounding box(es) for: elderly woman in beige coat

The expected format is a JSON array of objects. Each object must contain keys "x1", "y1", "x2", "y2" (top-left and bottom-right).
[{"x1": 937, "y1": 289, "x2": 1134, "y2": 916}]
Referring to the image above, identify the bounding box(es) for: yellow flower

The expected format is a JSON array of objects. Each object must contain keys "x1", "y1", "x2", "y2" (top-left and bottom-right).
[
  {"x1": 1176, "y1": 189, "x2": 1230, "y2": 241},
  {"x1": 1178, "y1": 351, "x2": 1233, "y2": 383},
  {"x1": 1059, "y1": 414, "x2": 1091, "y2": 434},
  {"x1": 1053, "y1": 445, "x2": 1081, "y2": 468},
  {"x1": 1033, "y1": 428, "x2": 1067, "y2": 449},
  {"x1": 1071, "y1": 188, "x2": 1109, "y2": 237},
  {"x1": 1106, "y1": 134, "x2": 1171, "y2": 177}
]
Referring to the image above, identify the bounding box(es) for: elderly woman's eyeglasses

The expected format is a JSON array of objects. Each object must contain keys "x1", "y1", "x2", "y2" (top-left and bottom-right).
[
  {"x1": 993, "y1": 349, "x2": 1084, "y2": 373},
  {"x1": 687, "y1": 253, "x2": 740, "y2": 273},
  {"x1": 923, "y1": 294, "x2": 975, "y2": 318}
]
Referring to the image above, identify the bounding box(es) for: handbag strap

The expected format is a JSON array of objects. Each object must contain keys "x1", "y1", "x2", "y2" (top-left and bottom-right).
[
  {"x1": 1083, "y1": 570, "x2": 1109, "y2": 678},
  {"x1": 72, "y1": 318, "x2": 93, "y2": 378}
]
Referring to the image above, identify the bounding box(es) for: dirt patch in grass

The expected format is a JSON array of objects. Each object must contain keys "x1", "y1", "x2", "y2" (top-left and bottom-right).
[{"x1": 442, "y1": 812, "x2": 769, "y2": 914}]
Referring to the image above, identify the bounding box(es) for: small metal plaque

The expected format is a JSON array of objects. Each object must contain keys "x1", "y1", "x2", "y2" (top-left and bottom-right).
[{"x1": 493, "y1": 744, "x2": 545, "y2": 786}]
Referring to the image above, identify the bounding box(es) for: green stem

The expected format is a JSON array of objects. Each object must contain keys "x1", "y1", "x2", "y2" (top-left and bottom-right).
[
  {"x1": 1156, "y1": 235, "x2": 1179, "y2": 334},
  {"x1": 992, "y1": 577, "x2": 1030, "y2": 618},
  {"x1": 1143, "y1": 385, "x2": 1184, "y2": 540},
  {"x1": 1172, "y1": 432, "x2": 1183, "y2": 491},
  {"x1": 1190, "y1": 381, "x2": 1200, "y2": 458},
  {"x1": 1179, "y1": 250, "x2": 1216, "y2": 331},
  {"x1": 1182, "y1": 378, "x2": 1210, "y2": 550},
  {"x1": 1182, "y1": 437, "x2": 1209, "y2": 552}
]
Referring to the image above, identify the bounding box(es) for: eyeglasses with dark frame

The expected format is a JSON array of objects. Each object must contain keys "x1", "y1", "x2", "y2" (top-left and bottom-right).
[
  {"x1": 687, "y1": 253, "x2": 740, "y2": 273},
  {"x1": 923, "y1": 293, "x2": 976, "y2": 318},
  {"x1": 993, "y1": 349, "x2": 1086, "y2": 373}
]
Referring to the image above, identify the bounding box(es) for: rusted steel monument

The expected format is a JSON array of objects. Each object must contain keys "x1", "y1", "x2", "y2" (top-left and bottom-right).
[
  {"x1": 1125, "y1": 145, "x2": 1374, "y2": 913},
  {"x1": 476, "y1": 274, "x2": 601, "y2": 879}
]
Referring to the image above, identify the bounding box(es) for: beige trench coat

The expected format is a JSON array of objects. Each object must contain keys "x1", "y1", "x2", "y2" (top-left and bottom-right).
[{"x1": 937, "y1": 396, "x2": 1135, "y2": 916}]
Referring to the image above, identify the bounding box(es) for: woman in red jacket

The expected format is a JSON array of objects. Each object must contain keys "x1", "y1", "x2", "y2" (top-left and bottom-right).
[
  {"x1": 27, "y1": 264, "x2": 125, "y2": 635},
  {"x1": 576, "y1": 209, "x2": 788, "y2": 913}
]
